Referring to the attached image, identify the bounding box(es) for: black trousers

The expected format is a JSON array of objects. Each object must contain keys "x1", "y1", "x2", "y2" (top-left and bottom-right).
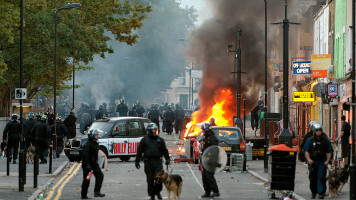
[
  {"x1": 81, "y1": 162, "x2": 104, "y2": 197},
  {"x1": 175, "y1": 120, "x2": 183, "y2": 134},
  {"x1": 251, "y1": 113, "x2": 259, "y2": 130},
  {"x1": 202, "y1": 167, "x2": 219, "y2": 194},
  {"x1": 35, "y1": 137, "x2": 48, "y2": 161},
  {"x1": 67, "y1": 126, "x2": 76, "y2": 139},
  {"x1": 166, "y1": 121, "x2": 173, "y2": 134},
  {"x1": 7, "y1": 138, "x2": 19, "y2": 160},
  {"x1": 55, "y1": 136, "x2": 64, "y2": 154},
  {"x1": 144, "y1": 159, "x2": 163, "y2": 197}
]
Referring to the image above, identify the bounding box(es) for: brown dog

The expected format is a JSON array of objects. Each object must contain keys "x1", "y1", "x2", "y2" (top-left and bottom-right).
[
  {"x1": 26, "y1": 144, "x2": 36, "y2": 164},
  {"x1": 155, "y1": 169, "x2": 183, "y2": 200},
  {"x1": 328, "y1": 165, "x2": 350, "y2": 198}
]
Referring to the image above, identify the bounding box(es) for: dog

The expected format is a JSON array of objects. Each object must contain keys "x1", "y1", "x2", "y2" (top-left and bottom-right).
[
  {"x1": 26, "y1": 144, "x2": 36, "y2": 164},
  {"x1": 155, "y1": 169, "x2": 183, "y2": 200},
  {"x1": 327, "y1": 165, "x2": 349, "y2": 198},
  {"x1": 0, "y1": 142, "x2": 6, "y2": 157}
]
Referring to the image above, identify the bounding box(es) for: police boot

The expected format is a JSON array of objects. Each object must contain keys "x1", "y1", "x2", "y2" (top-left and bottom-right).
[
  {"x1": 12, "y1": 159, "x2": 16, "y2": 164},
  {"x1": 150, "y1": 195, "x2": 155, "y2": 200},
  {"x1": 156, "y1": 193, "x2": 162, "y2": 200},
  {"x1": 201, "y1": 193, "x2": 210, "y2": 198},
  {"x1": 94, "y1": 193, "x2": 105, "y2": 197},
  {"x1": 211, "y1": 192, "x2": 220, "y2": 197}
]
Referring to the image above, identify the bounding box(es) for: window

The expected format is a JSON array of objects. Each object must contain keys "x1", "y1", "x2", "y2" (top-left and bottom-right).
[
  {"x1": 112, "y1": 122, "x2": 128, "y2": 137},
  {"x1": 128, "y1": 121, "x2": 142, "y2": 136},
  {"x1": 88, "y1": 122, "x2": 113, "y2": 137},
  {"x1": 178, "y1": 77, "x2": 186, "y2": 86}
]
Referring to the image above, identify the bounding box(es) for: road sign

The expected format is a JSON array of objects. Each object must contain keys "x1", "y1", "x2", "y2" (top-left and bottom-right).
[
  {"x1": 191, "y1": 70, "x2": 202, "y2": 78},
  {"x1": 293, "y1": 92, "x2": 315, "y2": 102},
  {"x1": 311, "y1": 54, "x2": 331, "y2": 78},
  {"x1": 15, "y1": 88, "x2": 27, "y2": 100},
  {"x1": 292, "y1": 61, "x2": 311, "y2": 75},
  {"x1": 328, "y1": 85, "x2": 338, "y2": 98}
]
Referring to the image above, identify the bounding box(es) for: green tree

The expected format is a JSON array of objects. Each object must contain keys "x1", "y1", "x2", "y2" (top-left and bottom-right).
[{"x1": 0, "y1": 0, "x2": 151, "y2": 110}]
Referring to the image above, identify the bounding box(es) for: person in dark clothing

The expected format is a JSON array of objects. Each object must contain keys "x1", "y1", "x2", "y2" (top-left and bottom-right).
[
  {"x1": 81, "y1": 129, "x2": 105, "y2": 199},
  {"x1": 96, "y1": 105, "x2": 104, "y2": 119},
  {"x1": 45, "y1": 107, "x2": 55, "y2": 127},
  {"x1": 128, "y1": 104, "x2": 138, "y2": 117},
  {"x1": 174, "y1": 103, "x2": 185, "y2": 135},
  {"x1": 257, "y1": 96, "x2": 265, "y2": 113},
  {"x1": 163, "y1": 106, "x2": 175, "y2": 135},
  {"x1": 304, "y1": 124, "x2": 332, "y2": 199},
  {"x1": 116, "y1": 99, "x2": 128, "y2": 117},
  {"x1": 3, "y1": 114, "x2": 20, "y2": 164},
  {"x1": 337, "y1": 115, "x2": 351, "y2": 168},
  {"x1": 299, "y1": 121, "x2": 316, "y2": 162},
  {"x1": 135, "y1": 123, "x2": 170, "y2": 200},
  {"x1": 200, "y1": 123, "x2": 220, "y2": 198},
  {"x1": 32, "y1": 115, "x2": 51, "y2": 164},
  {"x1": 24, "y1": 112, "x2": 36, "y2": 149},
  {"x1": 52, "y1": 117, "x2": 69, "y2": 158},
  {"x1": 64, "y1": 109, "x2": 77, "y2": 139},
  {"x1": 101, "y1": 103, "x2": 109, "y2": 116},
  {"x1": 250, "y1": 106, "x2": 259, "y2": 130},
  {"x1": 148, "y1": 105, "x2": 161, "y2": 132},
  {"x1": 136, "y1": 100, "x2": 146, "y2": 117}
]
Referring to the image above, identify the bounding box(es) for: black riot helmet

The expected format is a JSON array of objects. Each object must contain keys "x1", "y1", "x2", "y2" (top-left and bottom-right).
[{"x1": 146, "y1": 123, "x2": 159, "y2": 138}]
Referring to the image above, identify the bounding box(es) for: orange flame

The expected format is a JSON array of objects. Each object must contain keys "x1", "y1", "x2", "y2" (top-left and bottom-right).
[{"x1": 184, "y1": 88, "x2": 235, "y2": 138}]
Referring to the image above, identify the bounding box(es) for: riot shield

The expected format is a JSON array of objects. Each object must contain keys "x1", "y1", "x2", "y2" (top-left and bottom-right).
[{"x1": 202, "y1": 146, "x2": 227, "y2": 173}]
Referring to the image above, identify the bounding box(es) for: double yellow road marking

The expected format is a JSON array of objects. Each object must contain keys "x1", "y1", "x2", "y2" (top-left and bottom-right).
[{"x1": 47, "y1": 162, "x2": 82, "y2": 200}]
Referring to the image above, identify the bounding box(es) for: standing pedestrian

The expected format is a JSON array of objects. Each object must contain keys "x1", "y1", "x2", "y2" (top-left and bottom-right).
[
  {"x1": 200, "y1": 123, "x2": 220, "y2": 198},
  {"x1": 128, "y1": 104, "x2": 138, "y2": 117},
  {"x1": 135, "y1": 100, "x2": 146, "y2": 117},
  {"x1": 337, "y1": 115, "x2": 351, "y2": 168},
  {"x1": 24, "y1": 112, "x2": 36, "y2": 150},
  {"x1": 81, "y1": 129, "x2": 105, "y2": 199},
  {"x1": 299, "y1": 121, "x2": 316, "y2": 162},
  {"x1": 64, "y1": 109, "x2": 77, "y2": 139},
  {"x1": 135, "y1": 123, "x2": 170, "y2": 200},
  {"x1": 148, "y1": 104, "x2": 161, "y2": 132},
  {"x1": 31, "y1": 115, "x2": 51, "y2": 164},
  {"x1": 250, "y1": 106, "x2": 259, "y2": 131},
  {"x1": 52, "y1": 117, "x2": 69, "y2": 158},
  {"x1": 304, "y1": 124, "x2": 332, "y2": 199},
  {"x1": 2, "y1": 114, "x2": 20, "y2": 164}
]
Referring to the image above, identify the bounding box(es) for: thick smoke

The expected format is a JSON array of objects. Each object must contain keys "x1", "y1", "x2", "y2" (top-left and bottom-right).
[{"x1": 187, "y1": 0, "x2": 287, "y2": 118}]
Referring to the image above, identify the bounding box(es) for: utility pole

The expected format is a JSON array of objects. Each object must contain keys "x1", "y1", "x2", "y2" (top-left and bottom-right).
[
  {"x1": 272, "y1": 0, "x2": 299, "y2": 147},
  {"x1": 350, "y1": 0, "x2": 356, "y2": 198},
  {"x1": 264, "y1": 0, "x2": 269, "y2": 173},
  {"x1": 19, "y1": 0, "x2": 25, "y2": 191}
]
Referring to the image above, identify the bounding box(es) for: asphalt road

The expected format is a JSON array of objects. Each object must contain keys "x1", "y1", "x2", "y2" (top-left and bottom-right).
[{"x1": 43, "y1": 133, "x2": 268, "y2": 200}]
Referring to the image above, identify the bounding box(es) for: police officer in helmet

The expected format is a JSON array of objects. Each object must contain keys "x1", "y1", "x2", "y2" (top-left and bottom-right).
[
  {"x1": 52, "y1": 117, "x2": 69, "y2": 158},
  {"x1": 135, "y1": 123, "x2": 170, "y2": 200},
  {"x1": 31, "y1": 115, "x2": 51, "y2": 164},
  {"x1": 24, "y1": 112, "x2": 36, "y2": 150},
  {"x1": 81, "y1": 129, "x2": 105, "y2": 199},
  {"x1": 299, "y1": 121, "x2": 316, "y2": 162},
  {"x1": 64, "y1": 109, "x2": 77, "y2": 139},
  {"x1": 2, "y1": 114, "x2": 20, "y2": 164},
  {"x1": 200, "y1": 123, "x2": 220, "y2": 198},
  {"x1": 304, "y1": 123, "x2": 332, "y2": 199}
]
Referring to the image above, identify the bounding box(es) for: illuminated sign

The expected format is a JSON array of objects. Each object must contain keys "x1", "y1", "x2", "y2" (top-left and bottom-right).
[
  {"x1": 293, "y1": 92, "x2": 315, "y2": 102},
  {"x1": 311, "y1": 54, "x2": 331, "y2": 78},
  {"x1": 293, "y1": 61, "x2": 311, "y2": 75}
]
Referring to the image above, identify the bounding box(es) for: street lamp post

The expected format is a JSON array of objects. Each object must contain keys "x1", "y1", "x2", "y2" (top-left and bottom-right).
[
  {"x1": 19, "y1": 0, "x2": 25, "y2": 191},
  {"x1": 73, "y1": 61, "x2": 75, "y2": 109},
  {"x1": 264, "y1": 0, "x2": 269, "y2": 173},
  {"x1": 350, "y1": 0, "x2": 356, "y2": 198},
  {"x1": 53, "y1": 3, "x2": 81, "y2": 173}
]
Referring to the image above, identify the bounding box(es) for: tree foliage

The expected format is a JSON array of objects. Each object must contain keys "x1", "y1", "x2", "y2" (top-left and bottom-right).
[{"x1": 0, "y1": 0, "x2": 151, "y2": 110}]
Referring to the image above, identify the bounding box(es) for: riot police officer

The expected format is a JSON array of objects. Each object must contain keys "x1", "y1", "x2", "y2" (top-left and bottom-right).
[
  {"x1": 64, "y1": 109, "x2": 77, "y2": 139},
  {"x1": 24, "y1": 112, "x2": 36, "y2": 149},
  {"x1": 201, "y1": 123, "x2": 220, "y2": 198},
  {"x1": 135, "y1": 100, "x2": 146, "y2": 117},
  {"x1": 128, "y1": 104, "x2": 138, "y2": 117},
  {"x1": 135, "y1": 123, "x2": 170, "y2": 200},
  {"x1": 32, "y1": 115, "x2": 51, "y2": 164},
  {"x1": 304, "y1": 124, "x2": 332, "y2": 199},
  {"x1": 81, "y1": 129, "x2": 105, "y2": 199},
  {"x1": 163, "y1": 106, "x2": 175, "y2": 135},
  {"x1": 148, "y1": 104, "x2": 161, "y2": 132},
  {"x1": 299, "y1": 121, "x2": 316, "y2": 162},
  {"x1": 116, "y1": 99, "x2": 128, "y2": 117},
  {"x1": 174, "y1": 103, "x2": 185, "y2": 135},
  {"x1": 3, "y1": 114, "x2": 20, "y2": 164},
  {"x1": 52, "y1": 117, "x2": 69, "y2": 158}
]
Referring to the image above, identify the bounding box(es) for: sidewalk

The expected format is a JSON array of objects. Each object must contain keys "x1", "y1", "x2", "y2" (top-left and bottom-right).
[
  {"x1": 247, "y1": 160, "x2": 350, "y2": 200},
  {"x1": 0, "y1": 155, "x2": 68, "y2": 200}
]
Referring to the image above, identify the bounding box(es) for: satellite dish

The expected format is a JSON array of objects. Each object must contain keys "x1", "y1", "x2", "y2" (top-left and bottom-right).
[{"x1": 202, "y1": 146, "x2": 227, "y2": 173}]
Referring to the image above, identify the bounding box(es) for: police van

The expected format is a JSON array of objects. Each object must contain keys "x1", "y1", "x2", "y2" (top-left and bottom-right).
[{"x1": 64, "y1": 117, "x2": 152, "y2": 162}]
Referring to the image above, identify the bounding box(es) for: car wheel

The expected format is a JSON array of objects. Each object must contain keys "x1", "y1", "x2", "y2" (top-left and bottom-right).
[{"x1": 119, "y1": 156, "x2": 131, "y2": 162}]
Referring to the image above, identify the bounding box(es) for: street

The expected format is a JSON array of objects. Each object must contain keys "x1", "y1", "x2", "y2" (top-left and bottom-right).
[{"x1": 43, "y1": 134, "x2": 268, "y2": 200}]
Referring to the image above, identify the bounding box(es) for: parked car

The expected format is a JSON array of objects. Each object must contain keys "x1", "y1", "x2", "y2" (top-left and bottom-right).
[
  {"x1": 187, "y1": 125, "x2": 246, "y2": 169},
  {"x1": 64, "y1": 117, "x2": 152, "y2": 162}
]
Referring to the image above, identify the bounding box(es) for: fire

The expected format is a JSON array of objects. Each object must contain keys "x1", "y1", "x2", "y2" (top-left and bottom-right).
[{"x1": 184, "y1": 88, "x2": 235, "y2": 138}]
